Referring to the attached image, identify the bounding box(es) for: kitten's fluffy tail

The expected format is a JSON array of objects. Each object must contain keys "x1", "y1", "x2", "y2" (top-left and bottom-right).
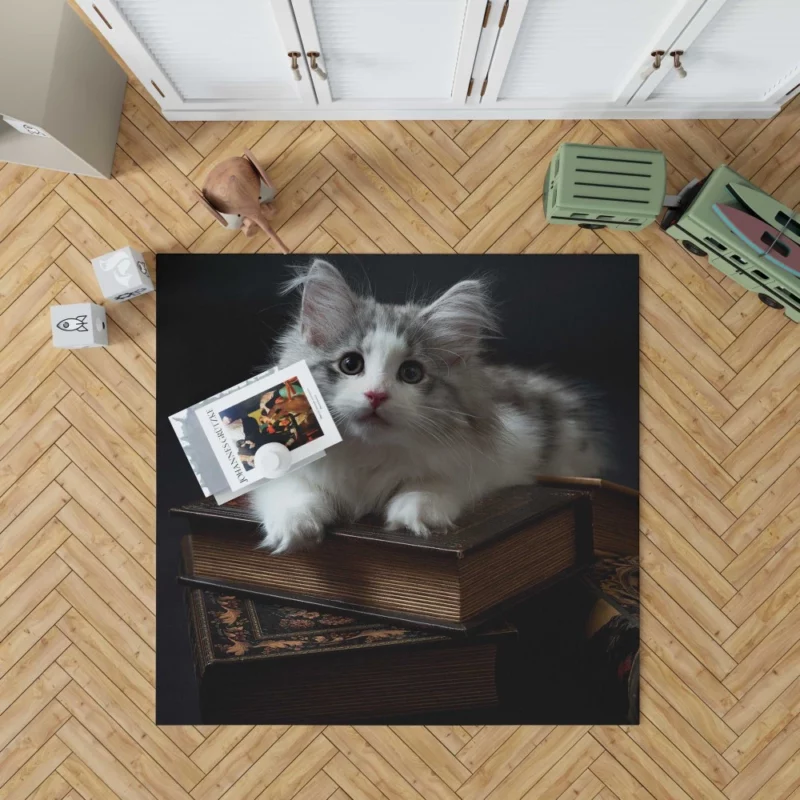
[
  {"x1": 536, "y1": 376, "x2": 608, "y2": 478},
  {"x1": 489, "y1": 365, "x2": 608, "y2": 478}
]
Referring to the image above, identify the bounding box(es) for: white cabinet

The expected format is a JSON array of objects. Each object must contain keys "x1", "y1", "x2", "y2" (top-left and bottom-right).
[
  {"x1": 290, "y1": 0, "x2": 486, "y2": 108},
  {"x1": 630, "y1": 0, "x2": 800, "y2": 109},
  {"x1": 479, "y1": 0, "x2": 706, "y2": 109},
  {"x1": 78, "y1": 0, "x2": 316, "y2": 111},
  {"x1": 76, "y1": 0, "x2": 800, "y2": 120}
]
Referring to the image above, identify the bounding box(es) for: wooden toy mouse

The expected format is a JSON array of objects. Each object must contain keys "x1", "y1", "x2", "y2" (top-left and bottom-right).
[{"x1": 196, "y1": 149, "x2": 289, "y2": 253}]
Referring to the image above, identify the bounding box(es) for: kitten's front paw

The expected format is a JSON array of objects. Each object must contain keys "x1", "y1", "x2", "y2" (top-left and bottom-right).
[
  {"x1": 251, "y1": 482, "x2": 332, "y2": 554},
  {"x1": 385, "y1": 491, "x2": 460, "y2": 537},
  {"x1": 260, "y1": 511, "x2": 325, "y2": 554}
]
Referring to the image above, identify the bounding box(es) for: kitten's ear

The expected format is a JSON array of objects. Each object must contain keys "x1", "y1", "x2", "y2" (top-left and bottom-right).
[
  {"x1": 420, "y1": 279, "x2": 497, "y2": 363},
  {"x1": 294, "y1": 259, "x2": 357, "y2": 347}
]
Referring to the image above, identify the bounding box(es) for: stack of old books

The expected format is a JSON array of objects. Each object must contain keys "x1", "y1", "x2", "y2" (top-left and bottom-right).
[{"x1": 172, "y1": 478, "x2": 637, "y2": 723}]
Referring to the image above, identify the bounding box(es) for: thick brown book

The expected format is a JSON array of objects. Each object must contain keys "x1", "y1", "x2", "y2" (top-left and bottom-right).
[
  {"x1": 537, "y1": 476, "x2": 639, "y2": 556},
  {"x1": 186, "y1": 588, "x2": 516, "y2": 723},
  {"x1": 173, "y1": 485, "x2": 593, "y2": 632}
]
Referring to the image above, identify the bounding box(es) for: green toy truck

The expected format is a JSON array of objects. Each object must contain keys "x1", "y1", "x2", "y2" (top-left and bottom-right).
[
  {"x1": 544, "y1": 143, "x2": 666, "y2": 232},
  {"x1": 660, "y1": 165, "x2": 800, "y2": 323},
  {"x1": 544, "y1": 142, "x2": 800, "y2": 322}
]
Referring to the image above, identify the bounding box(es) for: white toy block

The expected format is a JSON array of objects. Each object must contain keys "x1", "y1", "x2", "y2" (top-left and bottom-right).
[
  {"x1": 91, "y1": 246, "x2": 154, "y2": 302},
  {"x1": 50, "y1": 303, "x2": 108, "y2": 349}
]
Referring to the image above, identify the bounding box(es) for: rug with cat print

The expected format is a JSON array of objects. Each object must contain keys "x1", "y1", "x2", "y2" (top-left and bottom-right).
[{"x1": 156, "y1": 254, "x2": 639, "y2": 724}]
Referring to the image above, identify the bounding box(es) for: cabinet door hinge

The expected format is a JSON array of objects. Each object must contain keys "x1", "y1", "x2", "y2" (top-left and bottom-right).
[
  {"x1": 480, "y1": 77, "x2": 488, "y2": 97},
  {"x1": 467, "y1": 77, "x2": 475, "y2": 97},
  {"x1": 499, "y1": 0, "x2": 509, "y2": 27},
  {"x1": 482, "y1": 0, "x2": 492, "y2": 27}
]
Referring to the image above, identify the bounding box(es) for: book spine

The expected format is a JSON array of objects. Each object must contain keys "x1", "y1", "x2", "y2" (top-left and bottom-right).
[{"x1": 183, "y1": 588, "x2": 212, "y2": 683}]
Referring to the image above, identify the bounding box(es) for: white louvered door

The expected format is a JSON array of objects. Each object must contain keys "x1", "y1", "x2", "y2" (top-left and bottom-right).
[
  {"x1": 480, "y1": 0, "x2": 706, "y2": 109},
  {"x1": 631, "y1": 0, "x2": 800, "y2": 108},
  {"x1": 289, "y1": 0, "x2": 487, "y2": 107},
  {"x1": 75, "y1": 0, "x2": 794, "y2": 118},
  {"x1": 75, "y1": 0, "x2": 315, "y2": 111}
]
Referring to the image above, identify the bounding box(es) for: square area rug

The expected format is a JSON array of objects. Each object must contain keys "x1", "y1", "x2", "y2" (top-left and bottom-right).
[{"x1": 156, "y1": 254, "x2": 639, "y2": 725}]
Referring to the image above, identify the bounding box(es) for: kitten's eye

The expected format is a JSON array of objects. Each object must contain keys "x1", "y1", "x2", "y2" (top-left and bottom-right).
[
  {"x1": 398, "y1": 360, "x2": 424, "y2": 384},
  {"x1": 339, "y1": 352, "x2": 364, "y2": 375}
]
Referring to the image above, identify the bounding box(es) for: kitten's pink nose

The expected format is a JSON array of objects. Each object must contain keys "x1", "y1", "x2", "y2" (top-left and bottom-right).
[{"x1": 365, "y1": 390, "x2": 389, "y2": 409}]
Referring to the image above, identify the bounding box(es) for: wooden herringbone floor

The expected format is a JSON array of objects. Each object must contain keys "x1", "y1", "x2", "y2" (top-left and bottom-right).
[{"x1": 2, "y1": 66, "x2": 800, "y2": 798}]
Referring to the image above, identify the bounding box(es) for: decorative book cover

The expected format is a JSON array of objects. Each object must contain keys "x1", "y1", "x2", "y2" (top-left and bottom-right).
[
  {"x1": 174, "y1": 485, "x2": 593, "y2": 632},
  {"x1": 582, "y1": 556, "x2": 640, "y2": 724},
  {"x1": 187, "y1": 588, "x2": 516, "y2": 723},
  {"x1": 174, "y1": 484, "x2": 589, "y2": 555}
]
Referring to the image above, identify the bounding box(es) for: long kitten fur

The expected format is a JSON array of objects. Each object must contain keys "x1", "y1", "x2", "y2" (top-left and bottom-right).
[{"x1": 252, "y1": 259, "x2": 605, "y2": 552}]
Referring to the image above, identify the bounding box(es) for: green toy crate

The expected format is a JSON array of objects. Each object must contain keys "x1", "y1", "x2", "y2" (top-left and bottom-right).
[
  {"x1": 661, "y1": 165, "x2": 800, "y2": 323},
  {"x1": 544, "y1": 143, "x2": 667, "y2": 231}
]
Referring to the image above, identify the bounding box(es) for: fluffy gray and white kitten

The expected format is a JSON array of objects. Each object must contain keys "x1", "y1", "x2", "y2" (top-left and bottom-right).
[{"x1": 252, "y1": 259, "x2": 604, "y2": 552}]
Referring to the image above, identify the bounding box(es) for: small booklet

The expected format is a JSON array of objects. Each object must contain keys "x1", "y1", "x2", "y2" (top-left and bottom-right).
[{"x1": 170, "y1": 360, "x2": 342, "y2": 504}]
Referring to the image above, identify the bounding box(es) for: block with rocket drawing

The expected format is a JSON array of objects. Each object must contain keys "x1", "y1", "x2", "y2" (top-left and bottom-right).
[{"x1": 50, "y1": 303, "x2": 108, "y2": 349}]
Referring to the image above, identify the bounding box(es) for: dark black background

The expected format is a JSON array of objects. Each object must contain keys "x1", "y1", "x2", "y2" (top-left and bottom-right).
[{"x1": 156, "y1": 254, "x2": 639, "y2": 723}]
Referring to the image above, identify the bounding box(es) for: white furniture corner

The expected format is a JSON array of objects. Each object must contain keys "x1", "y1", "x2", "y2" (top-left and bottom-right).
[
  {"x1": 76, "y1": 0, "x2": 800, "y2": 121},
  {"x1": 0, "y1": 0, "x2": 127, "y2": 178}
]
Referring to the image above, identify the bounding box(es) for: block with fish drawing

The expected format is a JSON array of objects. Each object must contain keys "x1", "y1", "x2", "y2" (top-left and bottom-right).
[
  {"x1": 50, "y1": 303, "x2": 108, "y2": 349},
  {"x1": 92, "y1": 246, "x2": 154, "y2": 302}
]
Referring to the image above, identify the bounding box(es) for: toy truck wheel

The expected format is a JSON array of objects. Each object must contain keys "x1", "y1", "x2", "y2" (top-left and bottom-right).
[
  {"x1": 758, "y1": 293, "x2": 784, "y2": 310},
  {"x1": 682, "y1": 240, "x2": 707, "y2": 257},
  {"x1": 578, "y1": 223, "x2": 606, "y2": 230}
]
